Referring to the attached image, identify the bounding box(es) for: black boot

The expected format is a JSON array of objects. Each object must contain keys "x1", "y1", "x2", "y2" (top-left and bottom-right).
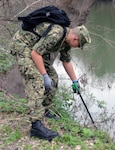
[
  {"x1": 30, "y1": 120, "x2": 59, "y2": 141},
  {"x1": 44, "y1": 109, "x2": 60, "y2": 120}
]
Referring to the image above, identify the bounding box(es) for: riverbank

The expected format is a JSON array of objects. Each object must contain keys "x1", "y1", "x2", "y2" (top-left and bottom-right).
[
  {"x1": 0, "y1": 52, "x2": 115, "y2": 149},
  {"x1": 0, "y1": 88, "x2": 115, "y2": 150},
  {"x1": 0, "y1": 0, "x2": 115, "y2": 149}
]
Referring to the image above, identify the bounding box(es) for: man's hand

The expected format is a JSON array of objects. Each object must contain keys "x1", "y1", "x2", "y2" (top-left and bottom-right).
[
  {"x1": 71, "y1": 80, "x2": 80, "y2": 93},
  {"x1": 43, "y1": 74, "x2": 53, "y2": 90}
]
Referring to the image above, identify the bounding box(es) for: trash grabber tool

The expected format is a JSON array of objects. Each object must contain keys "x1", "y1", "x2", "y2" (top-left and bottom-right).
[
  {"x1": 77, "y1": 90, "x2": 97, "y2": 128},
  {"x1": 72, "y1": 81, "x2": 97, "y2": 128}
]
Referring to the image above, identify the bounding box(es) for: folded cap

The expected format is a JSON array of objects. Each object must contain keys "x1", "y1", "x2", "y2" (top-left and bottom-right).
[{"x1": 76, "y1": 25, "x2": 91, "y2": 49}]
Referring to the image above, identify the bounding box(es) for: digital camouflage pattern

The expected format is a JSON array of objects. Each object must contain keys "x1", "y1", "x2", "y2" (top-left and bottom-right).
[
  {"x1": 10, "y1": 22, "x2": 71, "y2": 122},
  {"x1": 76, "y1": 25, "x2": 91, "y2": 49}
]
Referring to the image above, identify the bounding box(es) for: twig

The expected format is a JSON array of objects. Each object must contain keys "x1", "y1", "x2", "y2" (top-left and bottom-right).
[
  {"x1": 11, "y1": 0, "x2": 41, "y2": 20},
  {"x1": 91, "y1": 31, "x2": 115, "y2": 48}
]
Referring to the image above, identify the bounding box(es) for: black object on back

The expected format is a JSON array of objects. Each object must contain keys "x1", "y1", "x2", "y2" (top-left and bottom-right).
[{"x1": 18, "y1": 5, "x2": 71, "y2": 39}]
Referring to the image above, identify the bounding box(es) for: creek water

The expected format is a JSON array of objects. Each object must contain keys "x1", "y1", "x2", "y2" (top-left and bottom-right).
[
  {"x1": 53, "y1": 1, "x2": 115, "y2": 140},
  {"x1": 86, "y1": 1, "x2": 115, "y2": 109},
  {"x1": 54, "y1": 1, "x2": 115, "y2": 110}
]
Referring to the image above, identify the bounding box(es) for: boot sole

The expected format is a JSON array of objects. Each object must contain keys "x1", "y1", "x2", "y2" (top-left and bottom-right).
[{"x1": 30, "y1": 128, "x2": 59, "y2": 141}]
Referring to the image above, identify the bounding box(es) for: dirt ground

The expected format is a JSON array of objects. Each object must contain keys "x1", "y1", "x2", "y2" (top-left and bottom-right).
[{"x1": 0, "y1": 64, "x2": 25, "y2": 98}]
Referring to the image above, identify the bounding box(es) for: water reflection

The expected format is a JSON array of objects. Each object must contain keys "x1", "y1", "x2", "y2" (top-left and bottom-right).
[
  {"x1": 87, "y1": 2, "x2": 115, "y2": 77},
  {"x1": 53, "y1": 1, "x2": 115, "y2": 109}
]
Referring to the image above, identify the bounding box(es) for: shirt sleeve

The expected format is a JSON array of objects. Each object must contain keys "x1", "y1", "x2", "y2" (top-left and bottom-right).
[
  {"x1": 59, "y1": 45, "x2": 71, "y2": 62},
  {"x1": 32, "y1": 25, "x2": 64, "y2": 55}
]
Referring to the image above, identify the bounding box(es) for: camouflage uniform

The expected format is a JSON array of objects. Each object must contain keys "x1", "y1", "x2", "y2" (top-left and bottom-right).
[{"x1": 10, "y1": 22, "x2": 71, "y2": 122}]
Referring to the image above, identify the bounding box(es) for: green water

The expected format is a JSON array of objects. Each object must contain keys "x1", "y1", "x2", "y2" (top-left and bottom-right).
[
  {"x1": 73, "y1": 2, "x2": 115, "y2": 107},
  {"x1": 54, "y1": 2, "x2": 115, "y2": 109},
  {"x1": 88, "y1": 2, "x2": 115, "y2": 76},
  {"x1": 74, "y1": 2, "x2": 115, "y2": 77},
  {"x1": 72, "y1": 2, "x2": 115, "y2": 108}
]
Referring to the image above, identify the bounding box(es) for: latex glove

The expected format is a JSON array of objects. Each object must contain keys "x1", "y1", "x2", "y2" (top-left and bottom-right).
[
  {"x1": 71, "y1": 80, "x2": 80, "y2": 93},
  {"x1": 43, "y1": 74, "x2": 53, "y2": 89}
]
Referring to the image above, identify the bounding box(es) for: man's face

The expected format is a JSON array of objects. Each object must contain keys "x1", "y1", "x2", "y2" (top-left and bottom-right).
[
  {"x1": 69, "y1": 36, "x2": 80, "y2": 48},
  {"x1": 68, "y1": 34, "x2": 80, "y2": 48}
]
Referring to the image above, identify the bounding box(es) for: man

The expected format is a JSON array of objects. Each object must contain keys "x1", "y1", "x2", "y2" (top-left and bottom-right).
[{"x1": 10, "y1": 21, "x2": 91, "y2": 141}]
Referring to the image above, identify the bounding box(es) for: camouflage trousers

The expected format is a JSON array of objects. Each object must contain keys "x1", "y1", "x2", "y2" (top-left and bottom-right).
[{"x1": 16, "y1": 47, "x2": 58, "y2": 122}]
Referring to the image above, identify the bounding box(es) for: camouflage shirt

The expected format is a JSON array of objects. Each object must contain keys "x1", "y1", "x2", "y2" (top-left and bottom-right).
[{"x1": 10, "y1": 22, "x2": 71, "y2": 62}]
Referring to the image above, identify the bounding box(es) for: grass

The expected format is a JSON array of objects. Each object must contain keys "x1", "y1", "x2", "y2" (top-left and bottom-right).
[
  {"x1": 0, "y1": 92, "x2": 27, "y2": 113},
  {"x1": 1, "y1": 125, "x2": 21, "y2": 145},
  {"x1": 0, "y1": 89, "x2": 115, "y2": 150}
]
